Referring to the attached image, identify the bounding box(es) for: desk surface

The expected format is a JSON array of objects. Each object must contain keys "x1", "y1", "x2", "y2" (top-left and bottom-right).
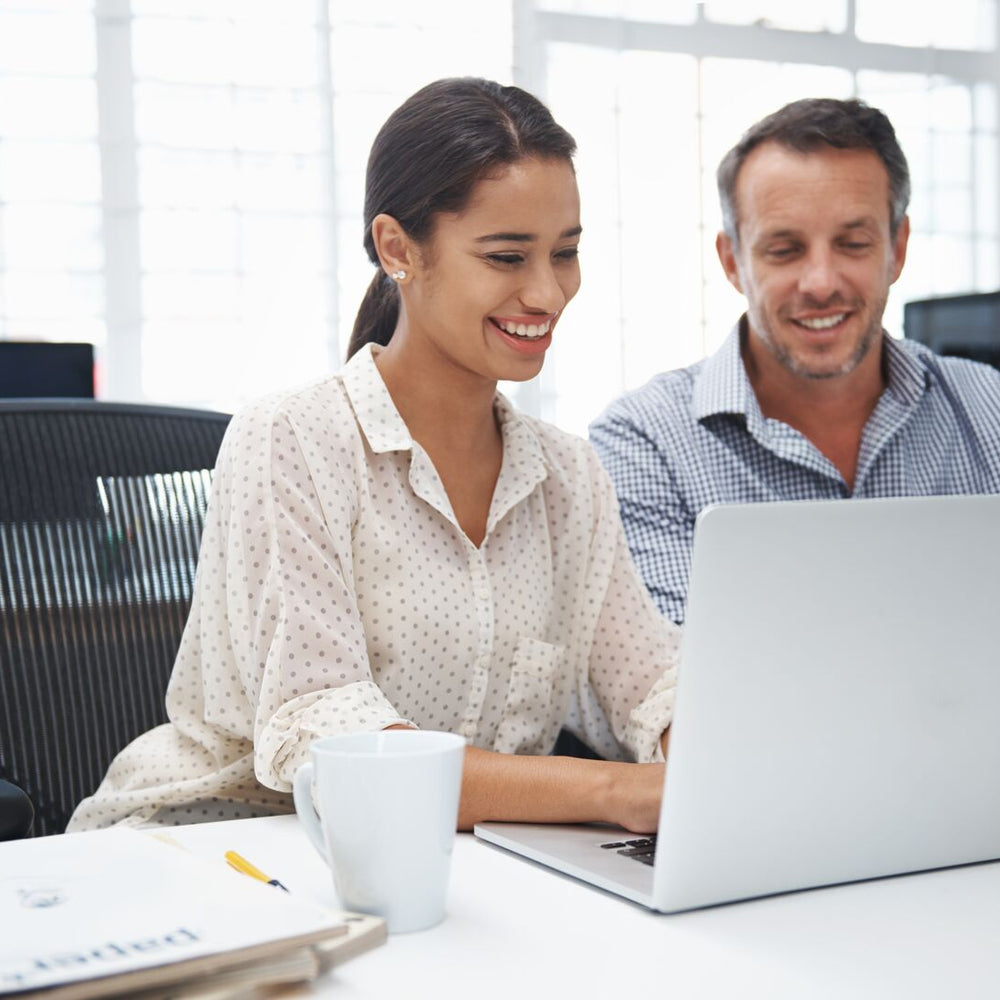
[{"x1": 169, "y1": 814, "x2": 1000, "y2": 999}]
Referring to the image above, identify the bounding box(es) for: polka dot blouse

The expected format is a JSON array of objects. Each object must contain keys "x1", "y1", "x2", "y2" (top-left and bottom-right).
[{"x1": 69, "y1": 345, "x2": 679, "y2": 830}]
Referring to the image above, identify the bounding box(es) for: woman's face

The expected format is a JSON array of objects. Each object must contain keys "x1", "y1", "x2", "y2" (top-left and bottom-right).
[{"x1": 404, "y1": 156, "x2": 582, "y2": 383}]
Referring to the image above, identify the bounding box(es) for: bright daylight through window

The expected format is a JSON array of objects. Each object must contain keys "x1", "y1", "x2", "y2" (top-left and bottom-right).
[{"x1": 0, "y1": 0, "x2": 996, "y2": 433}]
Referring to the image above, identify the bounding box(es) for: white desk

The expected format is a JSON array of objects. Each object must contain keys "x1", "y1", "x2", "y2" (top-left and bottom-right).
[{"x1": 170, "y1": 814, "x2": 1000, "y2": 999}]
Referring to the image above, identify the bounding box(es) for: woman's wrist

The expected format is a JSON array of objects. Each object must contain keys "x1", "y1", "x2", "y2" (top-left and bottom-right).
[{"x1": 589, "y1": 759, "x2": 629, "y2": 827}]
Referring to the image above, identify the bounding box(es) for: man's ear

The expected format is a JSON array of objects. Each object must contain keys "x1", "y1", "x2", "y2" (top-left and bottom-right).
[
  {"x1": 716, "y1": 231, "x2": 744, "y2": 294},
  {"x1": 371, "y1": 214, "x2": 416, "y2": 280},
  {"x1": 889, "y1": 214, "x2": 910, "y2": 285}
]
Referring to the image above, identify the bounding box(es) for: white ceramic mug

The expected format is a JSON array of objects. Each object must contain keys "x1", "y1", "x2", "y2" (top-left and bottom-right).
[{"x1": 292, "y1": 730, "x2": 466, "y2": 933}]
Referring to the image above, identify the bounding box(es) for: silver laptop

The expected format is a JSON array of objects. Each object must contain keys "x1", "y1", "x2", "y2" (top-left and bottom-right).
[{"x1": 475, "y1": 494, "x2": 1000, "y2": 912}]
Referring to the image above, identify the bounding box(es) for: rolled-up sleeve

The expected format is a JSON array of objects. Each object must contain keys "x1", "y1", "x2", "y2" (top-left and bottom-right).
[{"x1": 570, "y1": 451, "x2": 680, "y2": 764}]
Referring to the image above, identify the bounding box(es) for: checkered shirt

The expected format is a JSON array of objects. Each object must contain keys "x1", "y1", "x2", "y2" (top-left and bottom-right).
[{"x1": 590, "y1": 320, "x2": 1000, "y2": 624}]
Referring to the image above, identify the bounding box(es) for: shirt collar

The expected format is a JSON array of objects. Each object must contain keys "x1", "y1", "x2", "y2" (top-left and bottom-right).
[
  {"x1": 691, "y1": 316, "x2": 930, "y2": 422},
  {"x1": 881, "y1": 332, "x2": 931, "y2": 407},
  {"x1": 489, "y1": 392, "x2": 551, "y2": 527},
  {"x1": 691, "y1": 319, "x2": 753, "y2": 421},
  {"x1": 341, "y1": 343, "x2": 414, "y2": 453}
]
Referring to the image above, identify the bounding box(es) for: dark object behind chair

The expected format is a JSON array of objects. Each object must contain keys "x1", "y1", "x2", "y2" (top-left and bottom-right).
[
  {"x1": 904, "y1": 291, "x2": 1000, "y2": 370},
  {"x1": 0, "y1": 400, "x2": 230, "y2": 836},
  {"x1": 551, "y1": 729, "x2": 603, "y2": 760},
  {"x1": 0, "y1": 778, "x2": 34, "y2": 839},
  {"x1": 0, "y1": 342, "x2": 96, "y2": 398}
]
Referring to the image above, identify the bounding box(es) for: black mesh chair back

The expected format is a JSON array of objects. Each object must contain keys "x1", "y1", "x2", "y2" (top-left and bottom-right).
[{"x1": 0, "y1": 401, "x2": 230, "y2": 835}]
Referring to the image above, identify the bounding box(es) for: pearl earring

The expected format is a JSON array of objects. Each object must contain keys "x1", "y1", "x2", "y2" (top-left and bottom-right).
[{"x1": 391, "y1": 269, "x2": 406, "y2": 281}]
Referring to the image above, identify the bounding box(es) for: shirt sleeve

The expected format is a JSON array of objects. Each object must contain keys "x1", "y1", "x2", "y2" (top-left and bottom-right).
[
  {"x1": 567, "y1": 448, "x2": 681, "y2": 765},
  {"x1": 589, "y1": 405, "x2": 694, "y2": 625},
  {"x1": 196, "y1": 397, "x2": 415, "y2": 793}
]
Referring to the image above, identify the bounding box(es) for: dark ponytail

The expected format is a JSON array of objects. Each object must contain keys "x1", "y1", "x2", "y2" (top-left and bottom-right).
[
  {"x1": 346, "y1": 77, "x2": 576, "y2": 359},
  {"x1": 347, "y1": 272, "x2": 399, "y2": 357}
]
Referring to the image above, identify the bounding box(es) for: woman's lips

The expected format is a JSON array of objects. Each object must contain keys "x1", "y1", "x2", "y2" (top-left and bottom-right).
[
  {"x1": 490, "y1": 315, "x2": 555, "y2": 339},
  {"x1": 489, "y1": 317, "x2": 554, "y2": 355}
]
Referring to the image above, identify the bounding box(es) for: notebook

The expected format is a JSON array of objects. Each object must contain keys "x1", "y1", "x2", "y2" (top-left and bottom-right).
[
  {"x1": 0, "y1": 827, "x2": 385, "y2": 998},
  {"x1": 476, "y1": 494, "x2": 1000, "y2": 913}
]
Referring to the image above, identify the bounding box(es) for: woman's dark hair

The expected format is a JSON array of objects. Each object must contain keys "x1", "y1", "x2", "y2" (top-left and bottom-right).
[{"x1": 346, "y1": 77, "x2": 577, "y2": 359}]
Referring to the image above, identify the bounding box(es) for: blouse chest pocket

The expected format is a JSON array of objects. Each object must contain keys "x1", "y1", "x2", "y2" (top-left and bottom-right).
[{"x1": 492, "y1": 637, "x2": 565, "y2": 756}]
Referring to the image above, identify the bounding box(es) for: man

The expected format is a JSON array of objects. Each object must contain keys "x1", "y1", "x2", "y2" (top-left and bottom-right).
[{"x1": 590, "y1": 98, "x2": 1000, "y2": 625}]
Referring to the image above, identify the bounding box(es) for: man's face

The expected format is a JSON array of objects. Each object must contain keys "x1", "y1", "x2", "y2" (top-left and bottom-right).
[{"x1": 716, "y1": 142, "x2": 909, "y2": 382}]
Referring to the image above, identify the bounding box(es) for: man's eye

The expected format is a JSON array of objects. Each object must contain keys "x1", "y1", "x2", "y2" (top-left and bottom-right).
[
  {"x1": 555, "y1": 247, "x2": 580, "y2": 261},
  {"x1": 841, "y1": 242, "x2": 872, "y2": 252},
  {"x1": 766, "y1": 246, "x2": 798, "y2": 259}
]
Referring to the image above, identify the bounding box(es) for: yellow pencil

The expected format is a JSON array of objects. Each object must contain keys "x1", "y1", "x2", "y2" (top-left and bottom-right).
[{"x1": 224, "y1": 850, "x2": 289, "y2": 892}]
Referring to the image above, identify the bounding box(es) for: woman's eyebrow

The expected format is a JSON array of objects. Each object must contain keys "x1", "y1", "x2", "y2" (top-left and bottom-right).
[
  {"x1": 475, "y1": 231, "x2": 533, "y2": 243},
  {"x1": 474, "y1": 225, "x2": 583, "y2": 243}
]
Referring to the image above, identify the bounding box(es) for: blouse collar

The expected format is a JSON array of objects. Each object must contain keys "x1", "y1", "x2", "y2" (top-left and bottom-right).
[{"x1": 341, "y1": 344, "x2": 550, "y2": 531}]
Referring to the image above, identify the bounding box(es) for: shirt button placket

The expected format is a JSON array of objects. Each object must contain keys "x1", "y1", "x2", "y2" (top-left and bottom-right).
[{"x1": 458, "y1": 545, "x2": 494, "y2": 742}]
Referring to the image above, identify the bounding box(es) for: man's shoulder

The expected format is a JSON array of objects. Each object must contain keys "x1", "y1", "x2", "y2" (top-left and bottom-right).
[
  {"x1": 894, "y1": 337, "x2": 1000, "y2": 398},
  {"x1": 592, "y1": 359, "x2": 705, "y2": 431}
]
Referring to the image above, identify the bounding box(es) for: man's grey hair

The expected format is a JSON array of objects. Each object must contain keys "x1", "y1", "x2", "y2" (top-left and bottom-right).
[{"x1": 717, "y1": 97, "x2": 911, "y2": 245}]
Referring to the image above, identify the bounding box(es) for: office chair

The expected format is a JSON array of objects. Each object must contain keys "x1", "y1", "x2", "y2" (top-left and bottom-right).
[{"x1": 0, "y1": 400, "x2": 230, "y2": 836}]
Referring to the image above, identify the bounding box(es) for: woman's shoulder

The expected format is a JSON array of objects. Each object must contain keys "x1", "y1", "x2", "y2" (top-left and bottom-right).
[
  {"x1": 506, "y1": 405, "x2": 608, "y2": 491},
  {"x1": 217, "y1": 374, "x2": 361, "y2": 478},
  {"x1": 226, "y1": 374, "x2": 354, "y2": 441}
]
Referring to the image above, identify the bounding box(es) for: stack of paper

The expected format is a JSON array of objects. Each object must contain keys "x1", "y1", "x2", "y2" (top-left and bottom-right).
[{"x1": 0, "y1": 828, "x2": 385, "y2": 998}]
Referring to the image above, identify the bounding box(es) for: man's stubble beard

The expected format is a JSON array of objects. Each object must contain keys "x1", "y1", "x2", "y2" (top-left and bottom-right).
[{"x1": 756, "y1": 290, "x2": 888, "y2": 382}]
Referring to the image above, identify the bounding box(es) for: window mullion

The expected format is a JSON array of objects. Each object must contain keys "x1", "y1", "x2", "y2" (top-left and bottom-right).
[
  {"x1": 95, "y1": 0, "x2": 143, "y2": 401},
  {"x1": 316, "y1": 0, "x2": 339, "y2": 369}
]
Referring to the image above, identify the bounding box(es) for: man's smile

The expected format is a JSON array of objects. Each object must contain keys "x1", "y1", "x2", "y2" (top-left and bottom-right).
[{"x1": 792, "y1": 312, "x2": 850, "y2": 331}]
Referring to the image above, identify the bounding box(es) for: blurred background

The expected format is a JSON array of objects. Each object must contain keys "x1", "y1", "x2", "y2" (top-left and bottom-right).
[{"x1": 0, "y1": 0, "x2": 997, "y2": 432}]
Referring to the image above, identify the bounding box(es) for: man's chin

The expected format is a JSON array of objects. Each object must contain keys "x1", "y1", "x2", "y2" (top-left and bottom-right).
[
  {"x1": 791, "y1": 360, "x2": 858, "y2": 380},
  {"x1": 775, "y1": 324, "x2": 883, "y2": 381},
  {"x1": 780, "y1": 341, "x2": 877, "y2": 380}
]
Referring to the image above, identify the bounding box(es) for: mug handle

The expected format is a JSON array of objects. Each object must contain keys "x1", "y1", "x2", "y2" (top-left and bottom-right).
[{"x1": 292, "y1": 761, "x2": 329, "y2": 864}]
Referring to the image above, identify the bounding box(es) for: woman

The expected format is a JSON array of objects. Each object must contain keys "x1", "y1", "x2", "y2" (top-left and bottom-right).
[{"x1": 69, "y1": 78, "x2": 678, "y2": 834}]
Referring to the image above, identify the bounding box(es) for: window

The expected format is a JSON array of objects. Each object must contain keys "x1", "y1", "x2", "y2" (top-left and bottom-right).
[
  {"x1": 0, "y1": 1, "x2": 103, "y2": 358},
  {"x1": 0, "y1": 0, "x2": 512, "y2": 411},
  {"x1": 521, "y1": 0, "x2": 1000, "y2": 431},
  {"x1": 0, "y1": 2, "x2": 996, "y2": 430}
]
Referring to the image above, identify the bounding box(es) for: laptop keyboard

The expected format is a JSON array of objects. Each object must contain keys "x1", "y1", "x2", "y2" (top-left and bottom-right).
[{"x1": 600, "y1": 835, "x2": 658, "y2": 866}]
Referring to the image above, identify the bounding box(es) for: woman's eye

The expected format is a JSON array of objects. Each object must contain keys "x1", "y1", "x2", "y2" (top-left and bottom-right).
[
  {"x1": 555, "y1": 247, "x2": 580, "y2": 261},
  {"x1": 487, "y1": 253, "x2": 524, "y2": 265}
]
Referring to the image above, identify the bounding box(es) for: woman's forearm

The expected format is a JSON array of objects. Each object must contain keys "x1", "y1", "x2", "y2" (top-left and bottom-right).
[{"x1": 458, "y1": 746, "x2": 665, "y2": 833}]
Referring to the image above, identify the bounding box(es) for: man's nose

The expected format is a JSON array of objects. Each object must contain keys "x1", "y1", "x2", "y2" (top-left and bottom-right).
[{"x1": 798, "y1": 248, "x2": 840, "y2": 303}]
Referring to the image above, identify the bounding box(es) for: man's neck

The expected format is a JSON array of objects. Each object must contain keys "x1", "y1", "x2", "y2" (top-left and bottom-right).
[{"x1": 741, "y1": 325, "x2": 887, "y2": 490}]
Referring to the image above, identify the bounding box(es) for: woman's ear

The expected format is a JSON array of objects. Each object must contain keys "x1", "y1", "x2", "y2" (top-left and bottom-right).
[{"x1": 371, "y1": 214, "x2": 415, "y2": 282}]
